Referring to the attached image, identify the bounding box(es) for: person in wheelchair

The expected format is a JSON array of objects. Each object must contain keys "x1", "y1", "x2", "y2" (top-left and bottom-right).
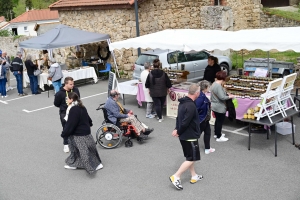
[{"x1": 105, "y1": 90, "x2": 154, "y2": 139}]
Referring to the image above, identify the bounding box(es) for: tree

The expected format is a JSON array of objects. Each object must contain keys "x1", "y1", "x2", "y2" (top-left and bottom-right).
[
  {"x1": 0, "y1": 0, "x2": 15, "y2": 21},
  {"x1": 25, "y1": 0, "x2": 32, "y2": 9}
]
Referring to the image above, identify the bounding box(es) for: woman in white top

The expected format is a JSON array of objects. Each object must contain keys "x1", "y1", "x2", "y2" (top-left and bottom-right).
[{"x1": 140, "y1": 62, "x2": 156, "y2": 118}]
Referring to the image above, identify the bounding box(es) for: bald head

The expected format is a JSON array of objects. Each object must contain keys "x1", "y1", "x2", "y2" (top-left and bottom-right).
[{"x1": 110, "y1": 90, "x2": 120, "y2": 99}]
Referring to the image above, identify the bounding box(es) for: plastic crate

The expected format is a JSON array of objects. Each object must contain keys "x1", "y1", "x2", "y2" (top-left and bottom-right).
[{"x1": 275, "y1": 122, "x2": 295, "y2": 135}]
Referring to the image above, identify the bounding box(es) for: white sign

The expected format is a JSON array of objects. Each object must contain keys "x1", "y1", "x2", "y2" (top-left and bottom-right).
[
  {"x1": 166, "y1": 90, "x2": 188, "y2": 117},
  {"x1": 253, "y1": 68, "x2": 268, "y2": 77}
]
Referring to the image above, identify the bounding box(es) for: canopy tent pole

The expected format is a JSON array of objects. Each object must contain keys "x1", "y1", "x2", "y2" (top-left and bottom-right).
[
  {"x1": 268, "y1": 51, "x2": 271, "y2": 78},
  {"x1": 107, "y1": 39, "x2": 120, "y2": 78}
]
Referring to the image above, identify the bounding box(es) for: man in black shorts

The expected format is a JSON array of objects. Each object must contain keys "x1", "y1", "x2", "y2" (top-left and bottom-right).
[{"x1": 169, "y1": 83, "x2": 203, "y2": 190}]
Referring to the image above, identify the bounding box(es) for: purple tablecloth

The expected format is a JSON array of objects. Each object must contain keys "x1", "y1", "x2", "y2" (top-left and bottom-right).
[{"x1": 137, "y1": 85, "x2": 261, "y2": 119}]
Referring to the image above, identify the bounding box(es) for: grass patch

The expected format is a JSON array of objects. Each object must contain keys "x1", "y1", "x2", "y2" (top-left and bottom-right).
[
  {"x1": 263, "y1": 7, "x2": 300, "y2": 21},
  {"x1": 230, "y1": 50, "x2": 300, "y2": 69}
]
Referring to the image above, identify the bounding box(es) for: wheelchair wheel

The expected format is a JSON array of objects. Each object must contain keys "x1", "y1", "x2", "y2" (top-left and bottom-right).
[{"x1": 96, "y1": 123, "x2": 122, "y2": 149}]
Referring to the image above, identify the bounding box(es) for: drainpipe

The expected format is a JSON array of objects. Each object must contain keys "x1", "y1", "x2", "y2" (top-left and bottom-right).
[{"x1": 133, "y1": 0, "x2": 141, "y2": 56}]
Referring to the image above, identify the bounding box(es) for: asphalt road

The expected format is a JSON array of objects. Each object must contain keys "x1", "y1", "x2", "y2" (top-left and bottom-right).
[{"x1": 0, "y1": 75, "x2": 300, "y2": 200}]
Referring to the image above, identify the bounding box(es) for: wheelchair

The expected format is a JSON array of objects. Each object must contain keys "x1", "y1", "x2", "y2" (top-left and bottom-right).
[{"x1": 95, "y1": 103, "x2": 144, "y2": 149}]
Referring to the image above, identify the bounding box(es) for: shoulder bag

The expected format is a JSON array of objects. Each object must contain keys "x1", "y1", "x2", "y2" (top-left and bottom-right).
[{"x1": 34, "y1": 69, "x2": 42, "y2": 76}]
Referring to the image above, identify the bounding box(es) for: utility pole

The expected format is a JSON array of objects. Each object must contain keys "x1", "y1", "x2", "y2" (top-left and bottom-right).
[{"x1": 134, "y1": 0, "x2": 141, "y2": 56}]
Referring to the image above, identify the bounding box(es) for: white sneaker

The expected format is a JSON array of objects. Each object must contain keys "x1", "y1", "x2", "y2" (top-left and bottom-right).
[
  {"x1": 4, "y1": 95, "x2": 8, "y2": 98},
  {"x1": 64, "y1": 165, "x2": 77, "y2": 170},
  {"x1": 63, "y1": 145, "x2": 69, "y2": 153},
  {"x1": 190, "y1": 174, "x2": 204, "y2": 184},
  {"x1": 214, "y1": 134, "x2": 225, "y2": 139},
  {"x1": 216, "y1": 136, "x2": 229, "y2": 142},
  {"x1": 158, "y1": 119, "x2": 163, "y2": 123},
  {"x1": 96, "y1": 163, "x2": 103, "y2": 170},
  {"x1": 157, "y1": 116, "x2": 164, "y2": 120},
  {"x1": 205, "y1": 148, "x2": 216, "y2": 154}
]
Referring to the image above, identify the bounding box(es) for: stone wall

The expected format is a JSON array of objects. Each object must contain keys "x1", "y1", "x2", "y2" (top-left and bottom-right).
[
  {"x1": 260, "y1": 12, "x2": 300, "y2": 28},
  {"x1": 290, "y1": 0, "x2": 300, "y2": 6},
  {"x1": 58, "y1": 0, "x2": 213, "y2": 78},
  {"x1": 0, "y1": 36, "x2": 40, "y2": 59},
  {"x1": 200, "y1": 6, "x2": 234, "y2": 30},
  {"x1": 225, "y1": 0, "x2": 262, "y2": 30},
  {"x1": 0, "y1": 36, "x2": 84, "y2": 66}
]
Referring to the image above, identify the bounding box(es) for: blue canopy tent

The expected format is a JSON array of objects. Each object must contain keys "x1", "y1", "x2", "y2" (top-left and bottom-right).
[{"x1": 19, "y1": 24, "x2": 119, "y2": 76}]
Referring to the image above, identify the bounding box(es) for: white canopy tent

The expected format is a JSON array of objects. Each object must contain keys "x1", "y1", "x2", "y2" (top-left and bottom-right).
[{"x1": 109, "y1": 27, "x2": 300, "y2": 52}]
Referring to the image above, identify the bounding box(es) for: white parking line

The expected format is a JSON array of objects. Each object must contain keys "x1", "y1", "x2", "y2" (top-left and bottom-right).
[
  {"x1": 0, "y1": 100, "x2": 8, "y2": 104},
  {"x1": 6, "y1": 95, "x2": 33, "y2": 102},
  {"x1": 222, "y1": 128, "x2": 248, "y2": 137},
  {"x1": 23, "y1": 105, "x2": 54, "y2": 113},
  {"x1": 168, "y1": 117, "x2": 249, "y2": 137},
  {"x1": 22, "y1": 92, "x2": 107, "y2": 113}
]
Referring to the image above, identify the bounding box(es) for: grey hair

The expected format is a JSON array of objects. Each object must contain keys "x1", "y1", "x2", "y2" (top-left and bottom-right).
[
  {"x1": 144, "y1": 62, "x2": 151, "y2": 69},
  {"x1": 188, "y1": 83, "x2": 200, "y2": 95},
  {"x1": 49, "y1": 58, "x2": 56, "y2": 63},
  {"x1": 16, "y1": 51, "x2": 22, "y2": 56},
  {"x1": 26, "y1": 54, "x2": 32, "y2": 61},
  {"x1": 198, "y1": 80, "x2": 210, "y2": 91}
]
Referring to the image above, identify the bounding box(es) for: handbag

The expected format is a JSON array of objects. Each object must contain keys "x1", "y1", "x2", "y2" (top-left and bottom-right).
[{"x1": 34, "y1": 69, "x2": 42, "y2": 76}]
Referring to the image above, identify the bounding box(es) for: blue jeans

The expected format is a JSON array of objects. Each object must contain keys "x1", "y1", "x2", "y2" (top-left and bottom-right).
[
  {"x1": 28, "y1": 75, "x2": 38, "y2": 94},
  {"x1": 52, "y1": 80, "x2": 62, "y2": 93},
  {"x1": 0, "y1": 78, "x2": 6, "y2": 96},
  {"x1": 13, "y1": 72, "x2": 23, "y2": 94}
]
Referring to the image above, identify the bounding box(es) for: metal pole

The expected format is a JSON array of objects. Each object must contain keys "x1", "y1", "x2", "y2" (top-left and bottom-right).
[
  {"x1": 134, "y1": 0, "x2": 141, "y2": 56},
  {"x1": 268, "y1": 51, "x2": 271, "y2": 78}
]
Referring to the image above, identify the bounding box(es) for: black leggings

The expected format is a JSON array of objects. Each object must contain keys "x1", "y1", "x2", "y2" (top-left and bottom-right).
[
  {"x1": 200, "y1": 120, "x2": 211, "y2": 149},
  {"x1": 213, "y1": 111, "x2": 226, "y2": 139},
  {"x1": 152, "y1": 96, "x2": 166, "y2": 119}
]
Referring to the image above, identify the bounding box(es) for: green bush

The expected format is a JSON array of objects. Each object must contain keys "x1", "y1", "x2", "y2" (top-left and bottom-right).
[{"x1": 0, "y1": 30, "x2": 13, "y2": 37}]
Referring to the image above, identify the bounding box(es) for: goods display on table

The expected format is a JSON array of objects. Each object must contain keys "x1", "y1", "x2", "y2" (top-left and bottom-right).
[
  {"x1": 162, "y1": 68, "x2": 189, "y2": 84},
  {"x1": 241, "y1": 73, "x2": 298, "y2": 123},
  {"x1": 172, "y1": 81, "x2": 193, "y2": 90},
  {"x1": 224, "y1": 75, "x2": 274, "y2": 100}
]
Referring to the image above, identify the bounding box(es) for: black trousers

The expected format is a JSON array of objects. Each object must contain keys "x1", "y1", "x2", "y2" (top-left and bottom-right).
[
  {"x1": 152, "y1": 96, "x2": 166, "y2": 119},
  {"x1": 60, "y1": 112, "x2": 68, "y2": 145},
  {"x1": 200, "y1": 120, "x2": 211, "y2": 149},
  {"x1": 213, "y1": 111, "x2": 226, "y2": 139}
]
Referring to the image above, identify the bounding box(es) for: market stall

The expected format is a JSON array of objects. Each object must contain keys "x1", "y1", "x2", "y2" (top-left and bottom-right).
[
  {"x1": 23, "y1": 66, "x2": 97, "y2": 91},
  {"x1": 19, "y1": 24, "x2": 120, "y2": 89}
]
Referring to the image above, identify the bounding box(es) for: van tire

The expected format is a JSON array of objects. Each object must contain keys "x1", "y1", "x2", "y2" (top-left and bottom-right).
[{"x1": 220, "y1": 63, "x2": 229, "y2": 75}]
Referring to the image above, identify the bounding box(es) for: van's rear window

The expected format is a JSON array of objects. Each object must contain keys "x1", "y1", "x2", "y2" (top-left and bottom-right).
[{"x1": 135, "y1": 54, "x2": 158, "y2": 65}]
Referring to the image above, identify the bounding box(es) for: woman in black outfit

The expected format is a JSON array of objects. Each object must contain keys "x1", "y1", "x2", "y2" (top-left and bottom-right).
[
  {"x1": 145, "y1": 59, "x2": 172, "y2": 122},
  {"x1": 203, "y1": 56, "x2": 221, "y2": 84},
  {"x1": 61, "y1": 92, "x2": 103, "y2": 174},
  {"x1": 24, "y1": 54, "x2": 40, "y2": 95}
]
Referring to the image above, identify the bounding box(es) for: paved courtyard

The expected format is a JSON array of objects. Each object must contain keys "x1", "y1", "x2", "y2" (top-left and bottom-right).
[{"x1": 0, "y1": 76, "x2": 299, "y2": 200}]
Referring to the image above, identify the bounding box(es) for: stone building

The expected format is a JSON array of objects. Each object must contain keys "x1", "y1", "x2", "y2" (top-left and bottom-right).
[{"x1": 39, "y1": 0, "x2": 296, "y2": 77}]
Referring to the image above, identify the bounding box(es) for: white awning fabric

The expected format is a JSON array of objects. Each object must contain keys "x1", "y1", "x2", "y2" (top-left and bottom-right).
[{"x1": 109, "y1": 27, "x2": 300, "y2": 52}]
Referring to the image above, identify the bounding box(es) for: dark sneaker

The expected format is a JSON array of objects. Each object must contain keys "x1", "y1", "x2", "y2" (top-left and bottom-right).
[
  {"x1": 144, "y1": 128, "x2": 154, "y2": 135},
  {"x1": 190, "y1": 175, "x2": 203, "y2": 184},
  {"x1": 140, "y1": 133, "x2": 148, "y2": 140},
  {"x1": 169, "y1": 175, "x2": 183, "y2": 190}
]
